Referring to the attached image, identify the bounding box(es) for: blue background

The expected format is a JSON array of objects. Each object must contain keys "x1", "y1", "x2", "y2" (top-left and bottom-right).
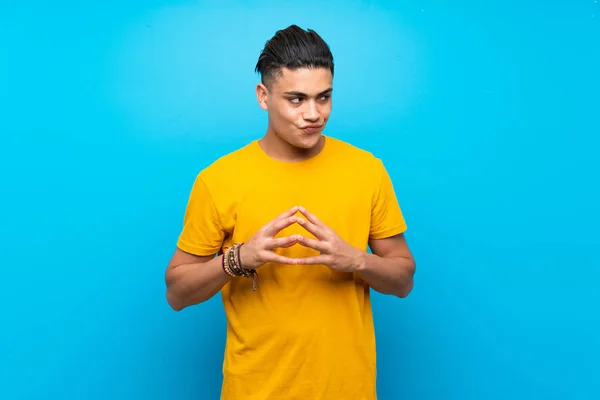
[{"x1": 1, "y1": 1, "x2": 599, "y2": 399}]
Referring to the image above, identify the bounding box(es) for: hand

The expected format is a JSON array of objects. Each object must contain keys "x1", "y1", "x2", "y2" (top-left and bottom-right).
[
  {"x1": 294, "y1": 206, "x2": 365, "y2": 272},
  {"x1": 239, "y1": 206, "x2": 303, "y2": 270}
]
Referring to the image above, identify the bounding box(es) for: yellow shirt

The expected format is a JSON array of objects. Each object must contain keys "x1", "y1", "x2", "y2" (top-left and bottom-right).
[{"x1": 177, "y1": 135, "x2": 407, "y2": 400}]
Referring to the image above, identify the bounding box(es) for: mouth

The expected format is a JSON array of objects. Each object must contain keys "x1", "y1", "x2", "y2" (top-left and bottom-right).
[{"x1": 300, "y1": 125, "x2": 323, "y2": 133}]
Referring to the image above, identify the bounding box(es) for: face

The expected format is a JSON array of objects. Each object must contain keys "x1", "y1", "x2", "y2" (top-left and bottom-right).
[{"x1": 256, "y1": 67, "x2": 333, "y2": 150}]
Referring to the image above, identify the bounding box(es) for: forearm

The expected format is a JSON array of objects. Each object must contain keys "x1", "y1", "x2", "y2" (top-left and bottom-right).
[
  {"x1": 166, "y1": 255, "x2": 231, "y2": 310},
  {"x1": 355, "y1": 252, "x2": 416, "y2": 298}
]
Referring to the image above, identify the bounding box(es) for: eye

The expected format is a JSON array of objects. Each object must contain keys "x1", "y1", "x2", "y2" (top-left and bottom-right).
[
  {"x1": 319, "y1": 95, "x2": 331, "y2": 102},
  {"x1": 288, "y1": 97, "x2": 302, "y2": 104}
]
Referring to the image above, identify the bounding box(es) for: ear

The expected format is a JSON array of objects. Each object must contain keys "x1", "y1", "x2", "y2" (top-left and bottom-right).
[{"x1": 256, "y1": 83, "x2": 269, "y2": 111}]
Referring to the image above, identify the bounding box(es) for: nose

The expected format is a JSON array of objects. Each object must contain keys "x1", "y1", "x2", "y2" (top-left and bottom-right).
[{"x1": 302, "y1": 101, "x2": 320, "y2": 122}]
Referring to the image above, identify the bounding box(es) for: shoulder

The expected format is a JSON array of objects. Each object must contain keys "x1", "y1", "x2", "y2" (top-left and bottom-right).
[
  {"x1": 195, "y1": 141, "x2": 257, "y2": 183},
  {"x1": 326, "y1": 136, "x2": 385, "y2": 171},
  {"x1": 182, "y1": 141, "x2": 258, "y2": 203}
]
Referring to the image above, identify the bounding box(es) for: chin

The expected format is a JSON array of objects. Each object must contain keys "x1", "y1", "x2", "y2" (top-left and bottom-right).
[
  {"x1": 295, "y1": 134, "x2": 322, "y2": 149},
  {"x1": 299, "y1": 127, "x2": 326, "y2": 143}
]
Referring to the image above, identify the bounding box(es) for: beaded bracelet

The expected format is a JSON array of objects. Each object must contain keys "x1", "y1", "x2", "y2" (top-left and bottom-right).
[{"x1": 222, "y1": 243, "x2": 259, "y2": 291}]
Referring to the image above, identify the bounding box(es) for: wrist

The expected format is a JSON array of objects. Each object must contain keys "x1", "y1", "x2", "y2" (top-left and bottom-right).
[
  {"x1": 352, "y1": 249, "x2": 368, "y2": 273},
  {"x1": 239, "y1": 243, "x2": 256, "y2": 270}
]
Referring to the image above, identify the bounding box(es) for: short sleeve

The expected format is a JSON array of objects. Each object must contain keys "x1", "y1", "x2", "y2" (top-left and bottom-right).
[
  {"x1": 176, "y1": 174, "x2": 226, "y2": 256},
  {"x1": 370, "y1": 160, "x2": 407, "y2": 240}
]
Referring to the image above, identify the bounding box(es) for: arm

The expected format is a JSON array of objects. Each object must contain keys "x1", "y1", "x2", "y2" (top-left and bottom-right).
[
  {"x1": 357, "y1": 159, "x2": 415, "y2": 297},
  {"x1": 166, "y1": 173, "x2": 232, "y2": 311},
  {"x1": 355, "y1": 233, "x2": 416, "y2": 298},
  {"x1": 165, "y1": 248, "x2": 231, "y2": 311},
  {"x1": 294, "y1": 207, "x2": 415, "y2": 298},
  {"x1": 165, "y1": 206, "x2": 303, "y2": 311}
]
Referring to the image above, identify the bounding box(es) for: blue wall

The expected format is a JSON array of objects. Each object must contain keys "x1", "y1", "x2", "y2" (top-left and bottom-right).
[{"x1": 1, "y1": 1, "x2": 598, "y2": 399}]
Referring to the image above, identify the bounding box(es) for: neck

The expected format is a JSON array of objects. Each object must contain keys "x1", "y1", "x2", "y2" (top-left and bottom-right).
[{"x1": 259, "y1": 128, "x2": 325, "y2": 162}]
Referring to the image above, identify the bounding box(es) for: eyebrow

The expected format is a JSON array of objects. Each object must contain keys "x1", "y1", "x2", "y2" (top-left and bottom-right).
[{"x1": 283, "y1": 88, "x2": 333, "y2": 97}]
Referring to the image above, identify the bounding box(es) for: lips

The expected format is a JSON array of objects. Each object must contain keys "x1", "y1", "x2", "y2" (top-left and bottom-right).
[{"x1": 300, "y1": 125, "x2": 323, "y2": 133}]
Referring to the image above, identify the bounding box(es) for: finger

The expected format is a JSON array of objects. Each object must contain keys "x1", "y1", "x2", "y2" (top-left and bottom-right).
[
  {"x1": 296, "y1": 235, "x2": 329, "y2": 253},
  {"x1": 296, "y1": 217, "x2": 325, "y2": 239},
  {"x1": 264, "y1": 253, "x2": 299, "y2": 265},
  {"x1": 294, "y1": 255, "x2": 329, "y2": 265},
  {"x1": 298, "y1": 206, "x2": 325, "y2": 228},
  {"x1": 264, "y1": 215, "x2": 299, "y2": 237},
  {"x1": 267, "y1": 235, "x2": 300, "y2": 249},
  {"x1": 275, "y1": 205, "x2": 300, "y2": 221},
  {"x1": 259, "y1": 206, "x2": 299, "y2": 233}
]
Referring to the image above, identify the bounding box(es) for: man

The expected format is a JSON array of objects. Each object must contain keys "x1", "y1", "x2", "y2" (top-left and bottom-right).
[{"x1": 165, "y1": 25, "x2": 416, "y2": 400}]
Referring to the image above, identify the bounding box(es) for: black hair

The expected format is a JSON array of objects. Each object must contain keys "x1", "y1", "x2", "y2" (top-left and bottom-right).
[{"x1": 255, "y1": 25, "x2": 334, "y2": 87}]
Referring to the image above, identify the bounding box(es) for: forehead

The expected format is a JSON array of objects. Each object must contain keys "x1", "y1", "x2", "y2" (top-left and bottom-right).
[{"x1": 271, "y1": 67, "x2": 332, "y2": 94}]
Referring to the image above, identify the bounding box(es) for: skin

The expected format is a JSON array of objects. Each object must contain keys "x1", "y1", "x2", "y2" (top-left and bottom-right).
[
  {"x1": 255, "y1": 67, "x2": 333, "y2": 162},
  {"x1": 165, "y1": 67, "x2": 416, "y2": 311}
]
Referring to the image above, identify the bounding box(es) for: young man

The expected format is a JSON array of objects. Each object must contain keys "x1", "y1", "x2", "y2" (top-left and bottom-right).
[{"x1": 165, "y1": 25, "x2": 416, "y2": 400}]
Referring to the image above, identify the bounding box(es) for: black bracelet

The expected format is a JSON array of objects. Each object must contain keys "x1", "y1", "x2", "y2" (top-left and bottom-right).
[{"x1": 234, "y1": 243, "x2": 259, "y2": 291}]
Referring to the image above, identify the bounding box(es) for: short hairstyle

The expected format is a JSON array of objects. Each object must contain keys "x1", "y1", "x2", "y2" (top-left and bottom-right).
[{"x1": 255, "y1": 25, "x2": 334, "y2": 87}]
